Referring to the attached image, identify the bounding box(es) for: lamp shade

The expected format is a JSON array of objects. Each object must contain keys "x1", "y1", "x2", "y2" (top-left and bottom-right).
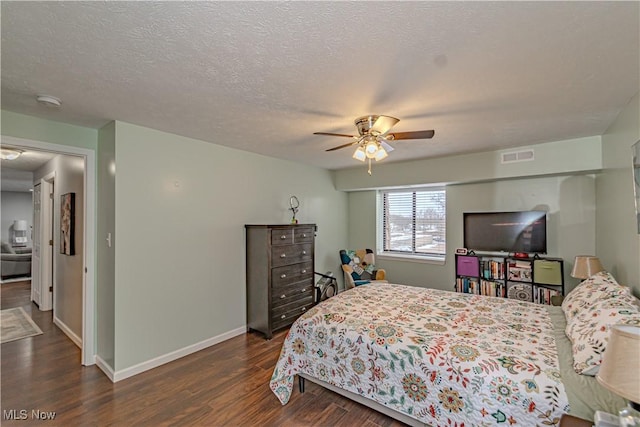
[
  {"x1": 13, "y1": 220, "x2": 28, "y2": 231},
  {"x1": 596, "y1": 325, "x2": 640, "y2": 404},
  {"x1": 570, "y1": 255, "x2": 604, "y2": 279}
]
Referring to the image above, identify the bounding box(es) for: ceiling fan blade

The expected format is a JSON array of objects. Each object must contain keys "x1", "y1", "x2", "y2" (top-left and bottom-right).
[
  {"x1": 387, "y1": 130, "x2": 435, "y2": 140},
  {"x1": 378, "y1": 138, "x2": 395, "y2": 153},
  {"x1": 313, "y1": 132, "x2": 357, "y2": 138},
  {"x1": 325, "y1": 141, "x2": 359, "y2": 152},
  {"x1": 371, "y1": 116, "x2": 400, "y2": 135}
]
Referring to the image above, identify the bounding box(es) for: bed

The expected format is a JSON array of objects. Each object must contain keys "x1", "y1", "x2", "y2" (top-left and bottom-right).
[{"x1": 270, "y1": 278, "x2": 636, "y2": 426}]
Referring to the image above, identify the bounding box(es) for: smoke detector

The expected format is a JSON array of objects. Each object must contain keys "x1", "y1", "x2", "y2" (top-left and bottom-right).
[{"x1": 36, "y1": 94, "x2": 62, "y2": 107}]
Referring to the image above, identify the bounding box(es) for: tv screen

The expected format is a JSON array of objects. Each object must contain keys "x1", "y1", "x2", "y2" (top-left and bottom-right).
[{"x1": 463, "y1": 211, "x2": 547, "y2": 254}]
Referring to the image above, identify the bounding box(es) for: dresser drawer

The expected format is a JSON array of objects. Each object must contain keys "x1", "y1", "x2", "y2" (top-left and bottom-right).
[
  {"x1": 272, "y1": 298, "x2": 315, "y2": 330},
  {"x1": 457, "y1": 255, "x2": 479, "y2": 277},
  {"x1": 271, "y1": 243, "x2": 313, "y2": 267},
  {"x1": 272, "y1": 283, "x2": 314, "y2": 309},
  {"x1": 271, "y1": 229, "x2": 294, "y2": 246},
  {"x1": 272, "y1": 262, "x2": 313, "y2": 287},
  {"x1": 534, "y1": 260, "x2": 563, "y2": 285},
  {"x1": 293, "y1": 227, "x2": 314, "y2": 244}
]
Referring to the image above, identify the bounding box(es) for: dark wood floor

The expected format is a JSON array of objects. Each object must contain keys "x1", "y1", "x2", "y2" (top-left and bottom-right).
[{"x1": 1, "y1": 281, "x2": 404, "y2": 426}]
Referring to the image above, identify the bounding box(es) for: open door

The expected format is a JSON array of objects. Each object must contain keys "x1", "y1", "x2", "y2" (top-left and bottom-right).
[
  {"x1": 31, "y1": 175, "x2": 54, "y2": 311},
  {"x1": 40, "y1": 175, "x2": 54, "y2": 311},
  {"x1": 31, "y1": 183, "x2": 41, "y2": 305}
]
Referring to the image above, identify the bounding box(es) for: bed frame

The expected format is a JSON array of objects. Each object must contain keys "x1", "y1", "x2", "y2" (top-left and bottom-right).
[{"x1": 298, "y1": 374, "x2": 429, "y2": 427}]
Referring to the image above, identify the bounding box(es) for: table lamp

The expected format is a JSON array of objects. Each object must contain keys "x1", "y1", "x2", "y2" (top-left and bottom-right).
[
  {"x1": 570, "y1": 255, "x2": 604, "y2": 279},
  {"x1": 596, "y1": 325, "x2": 640, "y2": 426},
  {"x1": 12, "y1": 220, "x2": 28, "y2": 246}
]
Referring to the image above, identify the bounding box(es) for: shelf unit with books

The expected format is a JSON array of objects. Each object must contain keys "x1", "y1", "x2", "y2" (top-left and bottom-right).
[
  {"x1": 455, "y1": 253, "x2": 564, "y2": 304},
  {"x1": 455, "y1": 254, "x2": 506, "y2": 298}
]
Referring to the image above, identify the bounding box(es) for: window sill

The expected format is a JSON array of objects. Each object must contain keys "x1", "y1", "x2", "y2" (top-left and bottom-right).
[{"x1": 377, "y1": 253, "x2": 446, "y2": 265}]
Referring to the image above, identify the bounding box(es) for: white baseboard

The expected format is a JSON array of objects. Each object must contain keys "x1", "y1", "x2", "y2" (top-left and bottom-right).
[
  {"x1": 53, "y1": 315, "x2": 82, "y2": 348},
  {"x1": 111, "y1": 326, "x2": 247, "y2": 383},
  {"x1": 95, "y1": 356, "x2": 115, "y2": 382}
]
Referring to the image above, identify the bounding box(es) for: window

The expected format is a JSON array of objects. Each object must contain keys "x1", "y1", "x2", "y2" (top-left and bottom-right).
[{"x1": 380, "y1": 188, "x2": 446, "y2": 259}]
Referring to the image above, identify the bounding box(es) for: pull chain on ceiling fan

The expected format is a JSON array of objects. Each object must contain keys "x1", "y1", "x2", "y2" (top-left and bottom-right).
[{"x1": 314, "y1": 115, "x2": 435, "y2": 175}]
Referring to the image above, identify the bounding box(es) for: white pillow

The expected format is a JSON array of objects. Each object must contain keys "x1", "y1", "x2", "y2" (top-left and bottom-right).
[
  {"x1": 566, "y1": 295, "x2": 640, "y2": 375},
  {"x1": 561, "y1": 271, "x2": 632, "y2": 324}
]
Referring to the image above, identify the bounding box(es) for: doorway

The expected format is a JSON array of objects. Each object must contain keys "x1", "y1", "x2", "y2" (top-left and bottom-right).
[{"x1": 2, "y1": 135, "x2": 96, "y2": 366}]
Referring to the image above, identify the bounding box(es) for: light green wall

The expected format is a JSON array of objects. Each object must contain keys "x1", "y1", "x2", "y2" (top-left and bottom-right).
[
  {"x1": 347, "y1": 175, "x2": 596, "y2": 294},
  {"x1": 598, "y1": 92, "x2": 640, "y2": 296},
  {"x1": 113, "y1": 121, "x2": 348, "y2": 370},
  {"x1": 335, "y1": 136, "x2": 602, "y2": 191},
  {"x1": 1, "y1": 110, "x2": 97, "y2": 150},
  {"x1": 97, "y1": 122, "x2": 116, "y2": 368}
]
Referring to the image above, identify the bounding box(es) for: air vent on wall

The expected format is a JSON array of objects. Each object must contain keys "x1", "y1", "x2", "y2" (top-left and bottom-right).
[{"x1": 501, "y1": 149, "x2": 534, "y2": 164}]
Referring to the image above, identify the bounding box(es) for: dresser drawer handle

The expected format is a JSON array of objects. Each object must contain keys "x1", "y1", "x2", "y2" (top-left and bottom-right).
[
  {"x1": 281, "y1": 314, "x2": 286, "y2": 319},
  {"x1": 280, "y1": 274, "x2": 287, "y2": 279},
  {"x1": 302, "y1": 250, "x2": 307, "y2": 255},
  {"x1": 301, "y1": 269, "x2": 307, "y2": 274},
  {"x1": 280, "y1": 294, "x2": 286, "y2": 299},
  {"x1": 302, "y1": 233, "x2": 307, "y2": 237},
  {"x1": 280, "y1": 235, "x2": 287, "y2": 240},
  {"x1": 301, "y1": 307, "x2": 306, "y2": 312},
  {"x1": 280, "y1": 254, "x2": 286, "y2": 258},
  {"x1": 301, "y1": 288, "x2": 306, "y2": 292}
]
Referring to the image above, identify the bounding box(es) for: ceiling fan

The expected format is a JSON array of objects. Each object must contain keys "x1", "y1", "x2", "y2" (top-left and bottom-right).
[{"x1": 314, "y1": 115, "x2": 435, "y2": 175}]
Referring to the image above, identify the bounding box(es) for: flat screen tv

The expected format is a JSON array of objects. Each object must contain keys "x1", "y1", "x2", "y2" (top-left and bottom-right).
[{"x1": 463, "y1": 211, "x2": 547, "y2": 254}]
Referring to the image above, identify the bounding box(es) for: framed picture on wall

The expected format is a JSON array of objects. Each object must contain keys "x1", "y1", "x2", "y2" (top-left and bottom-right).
[{"x1": 61, "y1": 192, "x2": 75, "y2": 255}]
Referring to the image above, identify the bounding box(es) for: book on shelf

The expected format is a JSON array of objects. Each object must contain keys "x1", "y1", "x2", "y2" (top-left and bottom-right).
[
  {"x1": 481, "y1": 259, "x2": 505, "y2": 280},
  {"x1": 456, "y1": 278, "x2": 505, "y2": 298},
  {"x1": 481, "y1": 280, "x2": 506, "y2": 298},
  {"x1": 534, "y1": 286, "x2": 561, "y2": 305},
  {"x1": 455, "y1": 277, "x2": 479, "y2": 294}
]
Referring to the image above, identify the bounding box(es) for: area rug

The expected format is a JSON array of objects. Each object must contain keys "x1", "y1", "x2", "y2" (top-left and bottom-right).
[
  {"x1": 1, "y1": 307, "x2": 43, "y2": 344},
  {"x1": 1, "y1": 276, "x2": 31, "y2": 285}
]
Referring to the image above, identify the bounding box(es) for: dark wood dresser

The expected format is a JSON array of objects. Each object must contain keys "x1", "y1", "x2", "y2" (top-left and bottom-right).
[{"x1": 245, "y1": 224, "x2": 316, "y2": 339}]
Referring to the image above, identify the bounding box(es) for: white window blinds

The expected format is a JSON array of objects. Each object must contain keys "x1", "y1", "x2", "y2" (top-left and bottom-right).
[{"x1": 381, "y1": 188, "x2": 446, "y2": 257}]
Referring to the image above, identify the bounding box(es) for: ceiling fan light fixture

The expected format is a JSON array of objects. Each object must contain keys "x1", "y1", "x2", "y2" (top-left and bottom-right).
[
  {"x1": 314, "y1": 114, "x2": 435, "y2": 175},
  {"x1": 374, "y1": 146, "x2": 388, "y2": 161},
  {"x1": 352, "y1": 146, "x2": 366, "y2": 162},
  {"x1": 365, "y1": 139, "x2": 379, "y2": 159},
  {"x1": 0, "y1": 148, "x2": 23, "y2": 160}
]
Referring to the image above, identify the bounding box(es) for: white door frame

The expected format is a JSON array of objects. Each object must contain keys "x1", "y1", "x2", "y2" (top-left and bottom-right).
[{"x1": 2, "y1": 135, "x2": 96, "y2": 366}]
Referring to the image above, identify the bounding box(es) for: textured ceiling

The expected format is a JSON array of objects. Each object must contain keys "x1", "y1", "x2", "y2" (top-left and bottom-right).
[
  {"x1": 1, "y1": 151, "x2": 57, "y2": 191},
  {"x1": 1, "y1": 2, "x2": 639, "y2": 170}
]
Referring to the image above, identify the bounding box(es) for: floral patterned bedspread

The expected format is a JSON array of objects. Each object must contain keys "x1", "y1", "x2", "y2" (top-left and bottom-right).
[{"x1": 270, "y1": 283, "x2": 569, "y2": 426}]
